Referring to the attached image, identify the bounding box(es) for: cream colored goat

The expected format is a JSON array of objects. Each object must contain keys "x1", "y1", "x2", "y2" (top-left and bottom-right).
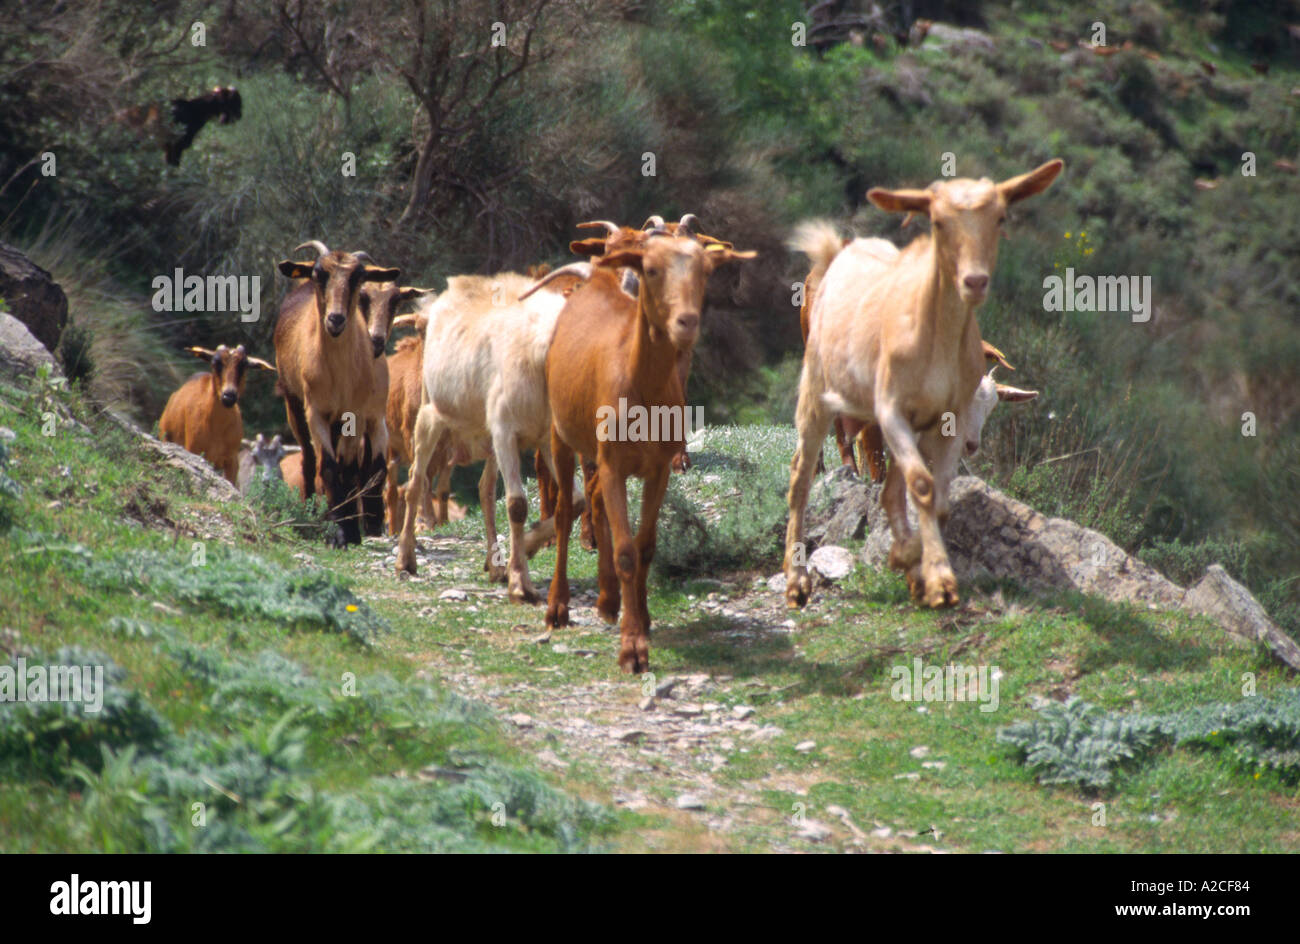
[{"x1": 784, "y1": 160, "x2": 1063, "y2": 609}]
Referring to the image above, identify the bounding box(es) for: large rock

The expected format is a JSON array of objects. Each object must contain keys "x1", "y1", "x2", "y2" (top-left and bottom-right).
[
  {"x1": 0, "y1": 311, "x2": 61, "y2": 380},
  {"x1": 1181, "y1": 566, "x2": 1300, "y2": 672},
  {"x1": 859, "y1": 476, "x2": 1298, "y2": 673},
  {"x1": 102, "y1": 409, "x2": 239, "y2": 502},
  {"x1": 0, "y1": 243, "x2": 68, "y2": 354},
  {"x1": 920, "y1": 23, "x2": 996, "y2": 53},
  {"x1": 805, "y1": 465, "x2": 877, "y2": 547},
  {"x1": 863, "y1": 476, "x2": 1183, "y2": 606}
]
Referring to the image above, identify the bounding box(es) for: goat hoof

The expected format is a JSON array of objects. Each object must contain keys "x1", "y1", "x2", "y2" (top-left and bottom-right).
[
  {"x1": 545, "y1": 603, "x2": 570, "y2": 628},
  {"x1": 785, "y1": 572, "x2": 810, "y2": 609},
  {"x1": 596, "y1": 594, "x2": 620, "y2": 624},
  {"x1": 486, "y1": 563, "x2": 507, "y2": 584},
  {"x1": 509, "y1": 581, "x2": 541, "y2": 605},
  {"x1": 923, "y1": 571, "x2": 960, "y2": 609},
  {"x1": 618, "y1": 642, "x2": 650, "y2": 674},
  {"x1": 395, "y1": 549, "x2": 417, "y2": 575}
]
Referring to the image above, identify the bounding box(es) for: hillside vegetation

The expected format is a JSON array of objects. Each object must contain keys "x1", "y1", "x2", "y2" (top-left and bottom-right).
[
  {"x1": 1, "y1": 375, "x2": 1296, "y2": 852},
  {"x1": 3, "y1": 1, "x2": 1296, "y2": 625},
  {"x1": 1, "y1": 1, "x2": 1298, "y2": 852}
]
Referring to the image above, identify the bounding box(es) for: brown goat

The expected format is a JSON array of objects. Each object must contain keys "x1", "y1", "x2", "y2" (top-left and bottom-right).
[
  {"x1": 532, "y1": 214, "x2": 730, "y2": 547},
  {"x1": 158, "y1": 344, "x2": 274, "y2": 483},
  {"x1": 544, "y1": 233, "x2": 755, "y2": 673},
  {"x1": 274, "y1": 240, "x2": 398, "y2": 546},
  {"x1": 358, "y1": 282, "x2": 434, "y2": 359},
  {"x1": 383, "y1": 312, "x2": 442, "y2": 534}
]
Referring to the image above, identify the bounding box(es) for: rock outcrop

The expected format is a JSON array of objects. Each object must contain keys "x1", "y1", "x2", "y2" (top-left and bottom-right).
[
  {"x1": 802, "y1": 469, "x2": 1298, "y2": 672},
  {"x1": 0, "y1": 243, "x2": 68, "y2": 355},
  {"x1": 0, "y1": 311, "x2": 61, "y2": 380}
]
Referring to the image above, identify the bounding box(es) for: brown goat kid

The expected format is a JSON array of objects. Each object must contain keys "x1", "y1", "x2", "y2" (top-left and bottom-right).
[
  {"x1": 274, "y1": 240, "x2": 398, "y2": 546},
  {"x1": 544, "y1": 233, "x2": 755, "y2": 673},
  {"x1": 158, "y1": 344, "x2": 274, "y2": 483}
]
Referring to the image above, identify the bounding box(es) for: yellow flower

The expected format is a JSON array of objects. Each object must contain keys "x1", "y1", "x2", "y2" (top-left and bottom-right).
[
  {"x1": 1064, "y1": 232, "x2": 1072, "y2": 239},
  {"x1": 1083, "y1": 248, "x2": 1094, "y2": 255},
  {"x1": 1080, "y1": 231, "x2": 1087, "y2": 238},
  {"x1": 346, "y1": 604, "x2": 358, "y2": 613},
  {"x1": 1054, "y1": 262, "x2": 1060, "y2": 268},
  {"x1": 1254, "y1": 772, "x2": 1261, "y2": 780}
]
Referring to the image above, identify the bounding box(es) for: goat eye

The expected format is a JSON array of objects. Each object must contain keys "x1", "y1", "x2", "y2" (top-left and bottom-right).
[
  {"x1": 998, "y1": 216, "x2": 1007, "y2": 226},
  {"x1": 932, "y1": 221, "x2": 944, "y2": 231},
  {"x1": 645, "y1": 267, "x2": 660, "y2": 278}
]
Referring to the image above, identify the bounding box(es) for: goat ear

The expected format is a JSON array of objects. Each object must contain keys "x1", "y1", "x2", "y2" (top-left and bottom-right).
[
  {"x1": 277, "y1": 260, "x2": 314, "y2": 279},
  {"x1": 998, "y1": 159, "x2": 1064, "y2": 204},
  {"x1": 185, "y1": 346, "x2": 217, "y2": 362},
  {"x1": 696, "y1": 234, "x2": 735, "y2": 250},
  {"x1": 362, "y1": 265, "x2": 401, "y2": 283},
  {"x1": 703, "y1": 245, "x2": 757, "y2": 269},
  {"x1": 569, "y1": 237, "x2": 609, "y2": 258},
  {"x1": 594, "y1": 250, "x2": 644, "y2": 273},
  {"x1": 246, "y1": 356, "x2": 277, "y2": 371},
  {"x1": 397, "y1": 286, "x2": 435, "y2": 302},
  {"x1": 868, "y1": 187, "x2": 932, "y2": 214},
  {"x1": 995, "y1": 383, "x2": 1039, "y2": 402}
]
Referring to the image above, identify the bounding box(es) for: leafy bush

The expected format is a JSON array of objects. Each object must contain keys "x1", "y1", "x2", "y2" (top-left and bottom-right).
[
  {"x1": 999, "y1": 690, "x2": 1300, "y2": 789},
  {"x1": 0, "y1": 646, "x2": 169, "y2": 784},
  {"x1": 69, "y1": 547, "x2": 386, "y2": 645},
  {"x1": 654, "y1": 426, "x2": 794, "y2": 576},
  {"x1": 246, "y1": 475, "x2": 335, "y2": 543}
]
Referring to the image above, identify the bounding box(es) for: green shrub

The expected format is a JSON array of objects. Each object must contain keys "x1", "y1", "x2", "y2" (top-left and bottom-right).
[{"x1": 999, "y1": 690, "x2": 1300, "y2": 789}]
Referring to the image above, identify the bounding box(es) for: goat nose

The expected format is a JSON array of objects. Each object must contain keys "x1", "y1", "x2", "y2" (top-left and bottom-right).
[
  {"x1": 963, "y1": 273, "x2": 989, "y2": 293},
  {"x1": 677, "y1": 313, "x2": 700, "y2": 333},
  {"x1": 221, "y1": 390, "x2": 238, "y2": 407},
  {"x1": 326, "y1": 312, "x2": 346, "y2": 335},
  {"x1": 371, "y1": 335, "x2": 385, "y2": 358}
]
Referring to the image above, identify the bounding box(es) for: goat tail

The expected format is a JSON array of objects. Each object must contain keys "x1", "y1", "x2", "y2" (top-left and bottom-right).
[{"x1": 788, "y1": 220, "x2": 843, "y2": 284}]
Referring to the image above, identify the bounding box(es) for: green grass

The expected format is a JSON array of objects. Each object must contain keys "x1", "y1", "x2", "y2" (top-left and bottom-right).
[{"x1": 2, "y1": 374, "x2": 1295, "y2": 852}]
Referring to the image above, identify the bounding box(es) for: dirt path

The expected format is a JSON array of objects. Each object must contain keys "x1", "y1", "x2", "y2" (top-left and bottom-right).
[{"x1": 354, "y1": 532, "x2": 952, "y2": 853}]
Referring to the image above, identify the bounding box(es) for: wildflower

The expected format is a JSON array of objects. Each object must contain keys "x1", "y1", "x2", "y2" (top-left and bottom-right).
[
  {"x1": 1064, "y1": 232, "x2": 1072, "y2": 239},
  {"x1": 346, "y1": 604, "x2": 358, "y2": 613}
]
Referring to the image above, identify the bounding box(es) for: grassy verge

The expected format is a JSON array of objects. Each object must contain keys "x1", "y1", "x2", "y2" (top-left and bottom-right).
[{"x1": 2, "y1": 374, "x2": 1295, "y2": 852}]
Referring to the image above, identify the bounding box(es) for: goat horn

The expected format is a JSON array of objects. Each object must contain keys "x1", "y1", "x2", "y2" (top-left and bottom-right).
[
  {"x1": 518, "y1": 261, "x2": 593, "y2": 300},
  {"x1": 390, "y1": 314, "x2": 419, "y2": 331},
  {"x1": 351, "y1": 251, "x2": 375, "y2": 264},
  {"x1": 981, "y1": 340, "x2": 1015, "y2": 371},
  {"x1": 292, "y1": 240, "x2": 330, "y2": 259},
  {"x1": 577, "y1": 220, "x2": 620, "y2": 236},
  {"x1": 642, "y1": 215, "x2": 666, "y2": 230},
  {"x1": 677, "y1": 213, "x2": 702, "y2": 235},
  {"x1": 185, "y1": 346, "x2": 217, "y2": 359}
]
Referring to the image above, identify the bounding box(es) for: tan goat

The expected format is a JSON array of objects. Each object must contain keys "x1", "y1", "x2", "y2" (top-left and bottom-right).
[{"x1": 784, "y1": 160, "x2": 1063, "y2": 609}]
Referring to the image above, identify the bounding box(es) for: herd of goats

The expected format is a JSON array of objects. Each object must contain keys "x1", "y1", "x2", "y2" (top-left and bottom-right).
[{"x1": 157, "y1": 159, "x2": 1062, "y2": 672}]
